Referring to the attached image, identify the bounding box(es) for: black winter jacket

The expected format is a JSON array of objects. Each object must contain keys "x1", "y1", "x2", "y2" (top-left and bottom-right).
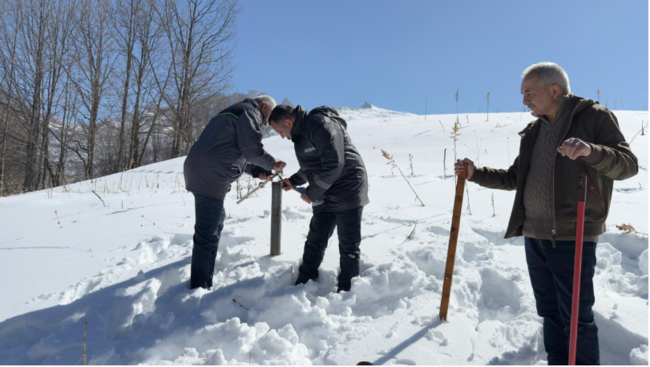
[{"x1": 288, "y1": 106, "x2": 369, "y2": 212}]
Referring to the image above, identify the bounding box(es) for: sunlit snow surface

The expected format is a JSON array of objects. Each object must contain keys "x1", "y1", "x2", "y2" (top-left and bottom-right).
[{"x1": 0, "y1": 107, "x2": 647, "y2": 364}]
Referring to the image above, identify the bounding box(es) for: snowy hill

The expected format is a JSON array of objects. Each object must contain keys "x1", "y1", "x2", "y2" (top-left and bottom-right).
[
  {"x1": 335, "y1": 102, "x2": 415, "y2": 123},
  {"x1": 0, "y1": 108, "x2": 647, "y2": 364}
]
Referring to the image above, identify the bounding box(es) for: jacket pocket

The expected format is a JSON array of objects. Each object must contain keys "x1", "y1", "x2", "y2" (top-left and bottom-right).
[
  {"x1": 556, "y1": 163, "x2": 606, "y2": 223},
  {"x1": 584, "y1": 170, "x2": 606, "y2": 213},
  {"x1": 229, "y1": 163, "x2": 243, "y2": 179}
]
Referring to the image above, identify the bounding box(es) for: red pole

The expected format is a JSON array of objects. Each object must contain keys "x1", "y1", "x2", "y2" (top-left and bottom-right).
[{"x1": 569, "y1": 172, "x2": 588, "y2": 365}]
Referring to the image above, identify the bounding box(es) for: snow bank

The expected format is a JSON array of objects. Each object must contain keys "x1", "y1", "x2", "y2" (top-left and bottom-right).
[{"x1": 0, "y1": 109, "x2": 646, "y2": 364}]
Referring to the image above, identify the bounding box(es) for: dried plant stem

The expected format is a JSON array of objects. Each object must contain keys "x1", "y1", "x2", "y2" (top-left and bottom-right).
[
  {"x1": 491, "y1": 193, "x2": 496, "y2": 217},
  {"x1": 381, "y1": 150, "x2": 425, "y2": 206},
  {"x1": 443, "y1": 148, "x2": 447, "y2": 180},
  {"x1": 91, "y1": 190, "x2": 106, "y2": 207},
  {"x1": 393, "y1": 162, "x2": 423, "y2": 206}
]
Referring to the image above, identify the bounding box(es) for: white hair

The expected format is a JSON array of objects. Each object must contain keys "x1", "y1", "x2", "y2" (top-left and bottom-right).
[
  {"x1": 253, "y1": 95, "x2": 276, "y2": 109},
  {"x1": 522, "y1": 62, "x2": 571, "y2": 94}
]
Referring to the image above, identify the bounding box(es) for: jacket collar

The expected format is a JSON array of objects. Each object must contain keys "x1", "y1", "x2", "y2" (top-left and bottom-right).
[
  {"x1": 520, "y1": 94, "x2": 595, "y2": 136},
  {"x1": 243, "y1": 98, "x2": 262, "y2": 114},
  {"x1": 290, "y1": 105, "x2": 308, "y2": 143},
  {"x1": 536, "y1": 94, "x2": 572, "y2": 125}
]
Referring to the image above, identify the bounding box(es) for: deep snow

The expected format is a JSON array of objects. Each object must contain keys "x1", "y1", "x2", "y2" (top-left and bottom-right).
[{"x1": 0, "y1": 106, "x2": 647, "y2": 365}]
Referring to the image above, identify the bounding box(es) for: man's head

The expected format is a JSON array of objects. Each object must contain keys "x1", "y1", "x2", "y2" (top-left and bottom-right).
[
  {"x1": 520, "y1": 62, "x2": 570, "y2": 119},
  {"x1": 253, "y1": 95, "x2": 276, "y2": 125},
  {"x1": 269, "y1": 105, "x2": 295, "y2": 139}
]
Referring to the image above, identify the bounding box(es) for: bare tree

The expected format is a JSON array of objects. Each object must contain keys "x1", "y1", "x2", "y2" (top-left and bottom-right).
[
  {"x1": 151, "y1": 120, "x2": 165, "y2": 163},
  {"x1": 138, "y1": 61, "x2": 172, "y2": 167},
  {"x1": 156, "y1": 0, "x2": 239, "y2": 158},
  {"x1": 10, "y1": 0, "x2": 50, "y2": 192},
  {"x1": 0, "y1": 82, "x2": 9, "y2": 194},
  {"x1": 68, "y1": 0, "x2": 116, "y2": 179},
  {"x1": 49, "y1": 79, "x2": 77, "y2": 187},
  {"x1": 0, "y1": 0, "x2": 242, "y2": 195},
  {"x1": 114, "y1": 0, "x2": 138, "y2": 172},
  {"x1": 0, "y1": 0, "x2": 79, "y2": 193},
  {"x1": 0, "y1": 1, "x2": 21, "y2": 195},
  {"x1": 127, "y1": 0, "x2": 163, "y2": 169},
  {"x1": 38, "y1": 0, "x2": 77, "y2": 189}
]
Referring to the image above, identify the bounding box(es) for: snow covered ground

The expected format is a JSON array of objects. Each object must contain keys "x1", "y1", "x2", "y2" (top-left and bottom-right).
[{"x1": 0, "y1": 106, "x2": 647, "y2": 365}]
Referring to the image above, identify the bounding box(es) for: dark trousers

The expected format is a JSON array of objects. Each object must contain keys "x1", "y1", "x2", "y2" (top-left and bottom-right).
[
  {"x1": 296, "y1": 207, "x2": 363, "y2": 291},
  {"x1": 190, "y1": 193, "x2": 226, "y2": 289},
  {"x1": 524, "y1": 237, "x2": 600, "y2": 365}
]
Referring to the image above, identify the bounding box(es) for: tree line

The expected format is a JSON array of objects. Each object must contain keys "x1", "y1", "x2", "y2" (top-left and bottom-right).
[{"x1": 0, "y1": 0, "x2": 241, "y2": 195}]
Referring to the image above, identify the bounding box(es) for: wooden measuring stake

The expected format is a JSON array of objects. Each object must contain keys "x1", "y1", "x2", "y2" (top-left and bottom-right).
[{"x1": 439, "y1": 162, "x2": 468, "y2": 321}]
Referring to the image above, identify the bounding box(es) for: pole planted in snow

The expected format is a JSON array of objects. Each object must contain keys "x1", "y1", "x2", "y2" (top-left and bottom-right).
[
  {"x1": 439, "y1": 162, "x2": 467, "y2": 321},
  {"x1": 270, "y1": 181, "x2": 282, "y2": 256},
  {"x1": 569, "y1": 171, "x2": 588, "y2": 365}
]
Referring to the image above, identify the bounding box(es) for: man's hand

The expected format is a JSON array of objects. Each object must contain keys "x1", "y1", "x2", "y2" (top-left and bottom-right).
[
  {"x1": 557, "y1": 137, "x2": 592, "y2": 160},
  {"x1": 258, "y1": 173, "x2": 274, "y2": 181},
  {"x1": 273, "y1": 159, "x2": 286, "y2": 173},
  {"x1": 281, "y1": 178, "x2": 293, "y2": 191},
  {"x1": 300, "y1": 192, "x2": 312, "y2": 204},
  {"x1": 454, "y1": 158, "x2": 475, "y2": 180}
]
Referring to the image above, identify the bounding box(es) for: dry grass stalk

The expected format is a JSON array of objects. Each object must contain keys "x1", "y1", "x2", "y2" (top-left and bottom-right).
[
  {"x1": 616, "y1": 223, "x2": 636, "y2": 234},
  {"x1": 91, "y1": 190, "x2": 106, "y2": 207},
  {"x1": 381, "y1": 149, "x2": 425, "y2": 206}
]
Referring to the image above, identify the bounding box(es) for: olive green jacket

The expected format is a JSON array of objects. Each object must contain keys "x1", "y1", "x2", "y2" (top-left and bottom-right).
[{"x1": 469, "y1": 95, "x2": 638, "y2": 242}]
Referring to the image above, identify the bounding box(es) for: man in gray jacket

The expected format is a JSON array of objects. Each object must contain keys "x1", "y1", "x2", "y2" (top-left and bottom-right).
[
  {"x1": 269, "y1": 104, "x2": 369, "y2": 292},
  {"x1": 184, "y1": 95, "x2": 286, "y2": 289}
]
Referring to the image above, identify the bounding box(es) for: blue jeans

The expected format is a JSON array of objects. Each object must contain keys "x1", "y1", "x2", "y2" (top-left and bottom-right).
[
  {"x1": 190, "y1": 193, "x2": 226, "y2": 289},
  {"x1": 524, "y1": 237, "x2": 599, "y2": 365},
  {"x1": 296, "y1": 207, "x2": 364, "y2": 292}
]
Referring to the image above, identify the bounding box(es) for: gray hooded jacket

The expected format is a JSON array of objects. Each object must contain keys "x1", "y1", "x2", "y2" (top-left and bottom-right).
[{"x1": 184, "y1": 99, "x2": 275, "y2": 199}]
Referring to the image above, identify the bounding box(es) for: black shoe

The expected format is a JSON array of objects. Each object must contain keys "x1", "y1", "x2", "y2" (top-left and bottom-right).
[
  {"x1": 295, "y1": 275, "x2": 312, "y2": 286},
  {"x1": 189, "y1": 280, "x2": 211, "y2": 290}
]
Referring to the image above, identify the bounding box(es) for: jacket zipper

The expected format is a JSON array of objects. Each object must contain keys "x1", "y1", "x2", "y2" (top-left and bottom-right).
[{"x1": 552, "y1": 103, "x2": 584, "y2": 248}]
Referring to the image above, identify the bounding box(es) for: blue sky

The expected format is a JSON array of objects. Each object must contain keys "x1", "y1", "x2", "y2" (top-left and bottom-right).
[{"x1": 231, "y1": 0, "x2": 648, "y2": 114}]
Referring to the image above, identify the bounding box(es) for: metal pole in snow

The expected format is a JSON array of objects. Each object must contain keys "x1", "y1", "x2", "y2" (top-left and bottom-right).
[{"x1": 270, "y1": 181, "x2": 282, "y2": 256}]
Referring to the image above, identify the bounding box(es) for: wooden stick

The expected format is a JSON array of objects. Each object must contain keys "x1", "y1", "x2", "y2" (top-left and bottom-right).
[
  {"x1": 236, "y1": 180, "x2": 268, "y2": 204},
  {"x1": 439, "y1": 162, "x2": 467, "y2": 321}
]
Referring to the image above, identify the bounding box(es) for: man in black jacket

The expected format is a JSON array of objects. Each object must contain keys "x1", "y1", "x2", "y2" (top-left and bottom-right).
[
  {"x1": 269, "y1": 105, "x2": 369, "y2": 292},
  {"x1": 184, "y1": 95, "x2": 286, "y2": 289}
]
